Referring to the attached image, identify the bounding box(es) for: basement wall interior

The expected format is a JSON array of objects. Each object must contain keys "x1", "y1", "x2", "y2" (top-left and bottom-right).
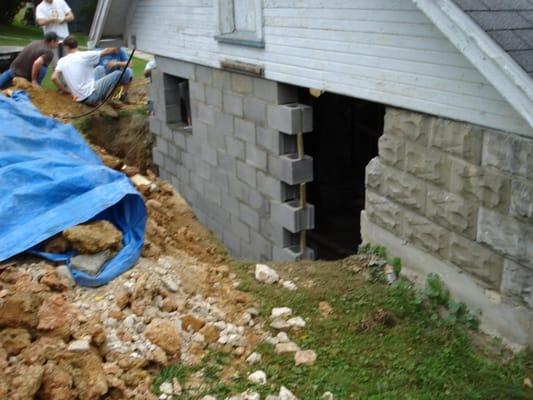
[{"x1": 299, "y1": 89, "x2": 385, "y2": 260}]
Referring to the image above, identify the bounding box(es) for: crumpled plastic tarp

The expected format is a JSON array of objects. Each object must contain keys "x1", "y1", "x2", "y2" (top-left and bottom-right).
[{"x1": 0, "y1": 91, "x2": 146, "y2": 286}]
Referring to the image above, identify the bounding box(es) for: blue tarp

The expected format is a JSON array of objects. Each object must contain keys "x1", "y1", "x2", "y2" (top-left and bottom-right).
[{"x1": 0, "y1": 91, "x2": 147, "y2": 286}]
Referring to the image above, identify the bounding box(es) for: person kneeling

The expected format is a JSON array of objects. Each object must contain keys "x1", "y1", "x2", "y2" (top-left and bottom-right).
[
  {"x1": 95, "y1": 47, "x2": 133, "y2": 103},
  {"x1": 51, "y1": 36, "x2": 120, "y2": 106},
  {"x1": 0, "y1": 32, "x2": 59, "y2": 89}
]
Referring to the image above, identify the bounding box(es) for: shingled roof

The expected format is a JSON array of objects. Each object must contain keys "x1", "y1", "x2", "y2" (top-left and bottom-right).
[{"x1": 453, "y1": 0, "x2": 533, "y2": 79}]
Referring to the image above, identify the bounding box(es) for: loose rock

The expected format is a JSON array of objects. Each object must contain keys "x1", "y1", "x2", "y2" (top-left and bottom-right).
[
  {"x1": 271, "y1": 307, "x2": 292, "y2": 318},
  {"x1": 294, "y1": 350, "x2": 317, "y2": 366},
  {"x1": 275, "y1": 342, "x2": 300, "y2": 355},
  {"x1": 247, "y1": 370, "x2": 267, "y2": 385},
  {"x1": 144, "y1": 319, "x2": 182, "y2": 356},
  {"x1": 63, "y1": 220, "x2": 123, "y2": 254},
  {"x1": 246, "y1": 352, "x2": 262, "y2": 365},
  {"x1": 71, "y1": 250, "x2": 111, "y2": 275},
  {"x1": 67, "y1": 339, "x2": 91, "y2": 352},
  {"x1": 279, "y1": 386, "x2": 298, "y2": 400},
  {"x1": 255, "y1": 264, "x2": 279, "y2": 284}
]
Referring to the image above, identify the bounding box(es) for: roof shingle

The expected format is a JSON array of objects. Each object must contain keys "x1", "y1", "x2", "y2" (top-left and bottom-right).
[{"x1": 453, "y1": 0, "x2": 533, "y2": 75}]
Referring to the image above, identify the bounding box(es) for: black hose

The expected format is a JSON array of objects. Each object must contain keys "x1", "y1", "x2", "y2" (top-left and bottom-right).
[{"x1": 65, "y1": 47, "x2": 136, "y2": 120}]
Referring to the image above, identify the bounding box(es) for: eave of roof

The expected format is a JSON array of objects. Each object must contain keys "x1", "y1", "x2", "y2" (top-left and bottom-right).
[{"x1": 414, "y1": 0, "x2": 533, "y2": 133}]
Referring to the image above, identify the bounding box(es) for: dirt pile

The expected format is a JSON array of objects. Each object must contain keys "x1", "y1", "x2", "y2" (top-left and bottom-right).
[{"x1": 63, "y1": 221, "x2": 123, "y2": 254}]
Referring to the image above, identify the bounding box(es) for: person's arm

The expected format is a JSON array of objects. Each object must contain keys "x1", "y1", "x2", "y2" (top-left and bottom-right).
[
  {"x1": 61, "y1": 1, "x2": 75, "y2": 23},
  {"x1": 35, "y1": 6, "x2": 57, "y2": 26},
  {"x1": 107, "y1": 60, "x2": 128, "y2": 69},
  {"x1": 100, "y1": 48, "x2": 119, "y2": 57},
  {"x1": 51, "y1": 69, "x2": 69, "y2": 94},
  {"x1": 31, "y1": 56, "x2": 45, "y2": 86}
]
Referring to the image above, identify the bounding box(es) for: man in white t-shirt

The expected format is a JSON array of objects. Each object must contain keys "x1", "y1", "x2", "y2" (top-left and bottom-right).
[
  {"x1": 52, "y1": 36, "x2": 121, "y2": 106},
  {"x1": 36, "y1": 0, "x2": 75, "y2": 58}
]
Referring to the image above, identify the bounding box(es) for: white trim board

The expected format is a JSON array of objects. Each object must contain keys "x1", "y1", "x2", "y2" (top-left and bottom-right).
[{"x1": 413, "y1": 0, "x2": 533, "y2": 136}]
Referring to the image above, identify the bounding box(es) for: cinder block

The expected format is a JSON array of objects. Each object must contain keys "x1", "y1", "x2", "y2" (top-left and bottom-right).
[
  {"x1": 244, "y1": 98, "x2": 267, "y2": 125},
  {"x1": 230, "y1": 215, "x2": 251, "y2": 242},
  {"x1": 250, "y1": 231, "x2": 274, "y2": 261},
  {"x1": 483, "y1": 129, "x2": 533, "y2": 179},
  {"x1": 384, "y1": 107, "x2": 431, "y2": 145},
  {"x1": 228, "y1": 175, "x2": 249, "y2": 203},
  {"x1": 223, "y1": 230, "x2": 240, "y2": 255},
  {"x1": 218, "y1": 152, "x2": 236, "y2": 174},
  {"x1": 235, "y1": 118, "x2": 256, "y2": 143},
  {"x1": 268, "y1": 224, "x2": 299, "y2": 248},
  {"x1": 267, "y1": 104, "x2": 313, "y2": 134},
  {"x1": 189, "y1": 81, "x2": 205, "y2": 102},
  {"x1": 430, "y1": 118, "x2": 483, "y2": 165},
  {"x1": 208, "y1": 124, "x2": 226, "y2": 149},
  {"x1": 225, "y1": 136, "x2": 245, "y2": 159},
  {"x1": 378, "y1": 133, "x2": 405, "y2": 169},
  {"x1": 236, "y1": 160, "x2": 257, "y2": 186},
  {"x1": 153, "y1": 149, "x2": 164, "y2": 168},
  {"x1": 203, "y1": 181, "x2": 221, "y2": 206},
  {"x1": 196, "y1": 65, "x2": 212, "y2": 84},
  {"x1": 197, "y1": 103, "x2": 215, "y2": 125},
  {"x1": 478, "y1": 207, "x2": 533, "y2": 269},
  {"x1": 167, "y1": 142, "x2": 181, "y2": 162},
  {"x1": 212, "y1": 69, "x2": 232, "y2": 89},
  {"x1": 500, "y1": 259, "x2": 533, "y2": 308},
  {"x1": 253, "y1": 77, "x2": 278, "y2": 103},
  {"x1": 365, "y1": 190, "x2": 403, "y2": 237},
  {"x1": 157, "y1": 57, "x2": 195, "y2": 79},
  {"x1": 221, "y1": 192, "x2": 239, "y2": 216},
  {"x1": 273, "y1": 246, "x2": 315, "y2": 261},
  {"x1": 403, "y1": 209, "x2": 450, "y2": 259},
  {"x1": 449, "y1": 233, "x2": 503, "y2": 289},
  {"x1": 249, "y1": 189, "x2": 270, "y2": 217},
  {"x1": 155, "y1": 137, "x2": 169, "y2": 154},
  {"x1": 210, "y1": 202, "x2": 231, "y2": 225},
  {"x1": 279, "y1": 154, "x2": 313, "y2": 185},
  {"x1": 223, "y1": 92, "x2": 244, "y2": 117},
  {"x1": 405, "y1": 142, "x2": 449, "y2": 187},
  {"x1": 510, "y1": 180, "x2": 533, "y2": 222},
  {"x1": 239, "y1": 202, "x2": 260, "y2": 230},
  {"x1": 231, "y1": 73, "x2": 253, "y2": 95},
  {"x1": 450, "y1": 159, "x2": 510, "y2": 211},
  {"x1": 257, "y1": 126, "x2": 281, "y2": 154},
  {"x1": 206, "y1": 87, "x2": 222, "y2": 109},
  {"x1": 203, "y1": 144, "x2": 218, "y2": 167},
  {"x1": 426, "y1": 187, "x2": 478, "y2": 239},
  {"x1": 172, "y1": 128, "x2": 187, "y2": 150},
  {"x1": 272, "y1": 200, "x2": 315, "y2": 233},
  {"x1": 245, "y1": 144, "x2": 268, "y2": 170},
  {"x1": 194, "y1": 158, "x2": 210, "y2": 180},
  {"x1": 149, "y1": 117, "x2": 162, "y2": 135},
  {"x1": 257, "y1": 171, "x2": 282, "y2": 200},
  {"x1": 214, "y1": 112, "x2": 234, "y2": 137}
]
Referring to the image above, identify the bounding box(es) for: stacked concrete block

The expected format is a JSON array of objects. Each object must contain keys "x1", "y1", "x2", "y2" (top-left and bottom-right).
[
  {"x1": 363, "y1": 107, "x2": 533, "y2": 345},
  {"x1": 148, "y1": 56, "x2": 315, "y2": 262}
]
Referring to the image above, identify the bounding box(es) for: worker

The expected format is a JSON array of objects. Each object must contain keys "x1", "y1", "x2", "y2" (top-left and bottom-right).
[
  {"x1": 0, "y1": 32, "x2": 59, "y2": 89},
  {"x1": 36, "y1": 0, "x2": 75, "y2": 59},
  {"x1": 95, "y1": 47, "x2": 133, "y2": 103},
  {"x1": 144, "y1": 59, "x2": 156, "y2": 114},
  {"x1": 51, "y1": 36, "x2": 121, "y2": 106}
]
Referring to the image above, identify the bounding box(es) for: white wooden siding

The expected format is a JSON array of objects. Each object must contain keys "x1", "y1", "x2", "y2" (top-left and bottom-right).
[{"x1": 120, "y1": 0, "x2": 531, "y2": 135}]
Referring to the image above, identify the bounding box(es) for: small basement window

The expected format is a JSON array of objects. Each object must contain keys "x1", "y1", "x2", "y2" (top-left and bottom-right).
[
  {"x1": 163, "y1": 73, "x2": 191, "y2": 126},
  {"x1": 215, "y1": 0, "x2": 264, "y2": 48}
]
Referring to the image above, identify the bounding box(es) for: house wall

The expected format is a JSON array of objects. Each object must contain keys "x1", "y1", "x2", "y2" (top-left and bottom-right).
[
  {"x1": 149, "y1": 57, "x2": 315, "y2": 262},
  {"x1": 123, "y1": 0, "x2": 532, "y2": 136},
  {"x1": 362, "y1": 107, "x2": 533, "y2": 346}
]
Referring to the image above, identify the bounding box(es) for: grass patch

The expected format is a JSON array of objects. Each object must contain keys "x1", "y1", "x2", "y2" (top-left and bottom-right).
[{"x1": 155, "y1": 260, "x2": 532, "y2": 399}]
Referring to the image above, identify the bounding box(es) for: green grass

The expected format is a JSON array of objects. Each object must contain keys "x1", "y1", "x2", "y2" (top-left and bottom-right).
[{"x1": 155, "y1": 260, "x2": 532, "y2": 399}]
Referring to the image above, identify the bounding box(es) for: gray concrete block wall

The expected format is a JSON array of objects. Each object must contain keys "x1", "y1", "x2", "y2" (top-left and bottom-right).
[
  {"x1": 363, "y1": 107, "x2": 533, "y2": 345},
  {"x1": 148, "y1": 57, "x2": 313, "y2": 262}
]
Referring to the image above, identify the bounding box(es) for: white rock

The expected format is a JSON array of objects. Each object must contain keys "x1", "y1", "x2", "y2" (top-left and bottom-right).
[
  {"x1": 270, "y1": 319, "x2": 291, "y2": 330},
  {"x1": 227, "y1": 334, "x2": 247, "y2": 347},
  {"x1": 161, "y1": 276, "x2": 179, "y2": 292},
  {"x1": 279, "y1": 386, "x2": 298, "y2": 400},
  {"x1": 67, "y1": 339, "x2": 90, "y2": 352},
  {"x1": 131, "y1": 174, "x2": 152, "y2": 187},
  {"x1": 159, "y1": 395, "x2": 168, "y2": 400},
  {"x1": 248, "y1": 370, "x2": 267, "y2": 385},
  {"x1": 123, "y1": 315, "x2": 136, "y2": 329},
  {"x1": 172, "y1": 378, "x2": 182, "y2": 395},
  {"x1": 192, "y1": 332, "x2": 205, "y2": 343},
  {"x1": 159, "y1": 382, "x2": 173, "y2": 395},
  {"x1": 275, "y1": 342, "x2": 300, "y2": 355},
  {"x1": 281, "y1": 280, "x2": 298, "y2": 291},
  {"x1": 217, "y1": 335, "x2": 229, "y2": 345},
  {"x1": 55, "y1": 265, "x2": 76, "y2": 287},
  {"x1": 322, "y1": 392, "x2": 334, "y2": 400},
  {"x1": 246, "y1": 307, "x2": 259, "y2": 316},
  {"x1": 271, "y1": 307, "x2": 292, "y2": 319},
  {"x1": 71, "y1": 250, "x2": 111, "y2": 275},
  {"x1": 276, "y1": 332, "x2": 290, "y2": 343},
  {"x1": 287, "y1": 317, "x2": 306, "y2": 328},
  {"x1": 246, "y1": 352, "x2": 262, "y2": 365},
  {"x1": 242, "y1": 390, "x2": 260, "y2": 400},
  {"x1": 255, "y1": 264, "x2": 279, "y2": 284},
  {"x1": 201, "y1": 396, "x2": 217, "y2": 400},
  {"x1": 266, "y1": 396, "x2": 280, "y2": 400},
  {"x1": 294, "y1": 350, "x2": 317, "y2": 366}
]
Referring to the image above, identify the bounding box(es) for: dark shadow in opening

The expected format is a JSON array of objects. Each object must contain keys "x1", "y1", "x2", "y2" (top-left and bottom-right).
[{"x1": 300, "y1": 90, "x2": 385, "y2": 260}]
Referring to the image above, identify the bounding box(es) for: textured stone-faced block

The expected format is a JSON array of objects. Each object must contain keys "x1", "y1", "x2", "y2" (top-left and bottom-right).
[
  {"x1": 365, "y1": 191, "x2": 403, "y2": 236},
  {"x1": 383, "y1": 166, "x2": 426, "y2": 212},
  {"x1": 403, "y1": 210, "x2": 450, "y2": 259},
  {"x1": 405, "y1": 142, "x2": 449, "y2": 186},
  {"x1": 426, "y1": 188, "x2": 477, "y2": 239},
  {"x1": 449, "y1": 234, "x2": 503, "y2": 288},
  {"x1": 384, "y1": 108, "x2": 431, "y2": 145},
  {"x1": 365, "y1": 157, "x2": 385, "y2": 192},
  {"x1": 378, "y1": 134, "x2": 405, "y2": 169},
  {"x1": 510, "y1": 180, "x2": 533, "y2": 222},
  {"x1": 478, "y1": 208, "x2": 533, "y2": 269},
  {"x1": 501, "y1": 259, "x2": 533, "y2": 308},
  {"x1": 272, "y1": 201, "x2": 315, "y2": 233},
  {"x1": 279, "y1": 154, "x2": 313, "y2": 185},
  {"x1": 450, "y1": 160, "x2": 510, "y2": 211},
  {"x1": 430, "y1": 118, "x2": 483, "y2": 164},
  {"x1": 267, "y1": 104, "x2": 313, "y2": 134},
  {"x1": 483, "y1": 130, "x2": 533, "y2": 179}
]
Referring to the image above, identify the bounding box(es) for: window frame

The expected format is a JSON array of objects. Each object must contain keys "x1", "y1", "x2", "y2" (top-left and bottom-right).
[{"x1": 215, "y1": 0, "x2": 265, "y2": 48}]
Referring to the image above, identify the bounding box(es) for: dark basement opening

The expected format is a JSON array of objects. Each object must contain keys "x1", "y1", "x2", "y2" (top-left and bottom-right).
[{"x1": 299, "y1": 89, "x2": 385, "y2": 260}]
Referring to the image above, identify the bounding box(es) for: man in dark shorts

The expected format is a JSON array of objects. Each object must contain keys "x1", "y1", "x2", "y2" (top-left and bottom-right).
[{"x1": 0, "y1": 32, "x2": 59, "y2": 89}]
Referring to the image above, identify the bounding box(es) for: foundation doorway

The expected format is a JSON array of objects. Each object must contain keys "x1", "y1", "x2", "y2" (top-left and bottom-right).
[{"x1": 300, "y1": 90, "x2": 385, "y2": 260}]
